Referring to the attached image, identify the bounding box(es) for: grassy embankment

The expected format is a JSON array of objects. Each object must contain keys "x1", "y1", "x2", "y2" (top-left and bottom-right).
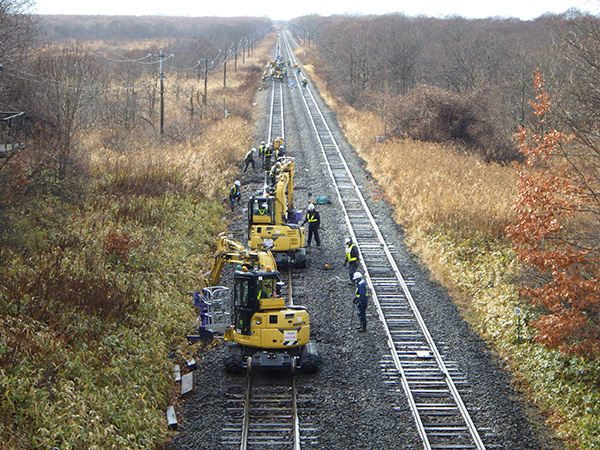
[
  {"x1": 298, "y1": 47, "x2": 600, "y2": 449},
  {"x1": 0, "y1": 34, "x2": 275, "y2": 449}
]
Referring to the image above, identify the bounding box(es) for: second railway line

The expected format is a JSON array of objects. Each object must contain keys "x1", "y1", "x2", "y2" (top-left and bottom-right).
[{"x1": 280, "y1": 28, "x2": 488, "y2": 450}]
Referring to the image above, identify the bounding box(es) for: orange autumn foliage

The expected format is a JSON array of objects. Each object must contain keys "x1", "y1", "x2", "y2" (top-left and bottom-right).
[{"x1": 506, "y1": 70, "x2": 600, "y2": 357}]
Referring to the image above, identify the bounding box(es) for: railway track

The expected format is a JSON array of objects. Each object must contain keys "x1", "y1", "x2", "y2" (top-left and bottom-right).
[
  {"x1": 219, "y1": 34, "x2": 317, "y2": 449},
  {"x1": 221, "y1": 373, "x2": 318, "y2": 449},
  {"x1": 267, "y1": 66, "x2": 284, "y2": 144},
  {"x1": 280, "y1": 29, "x2": 491, "y2": 450}
]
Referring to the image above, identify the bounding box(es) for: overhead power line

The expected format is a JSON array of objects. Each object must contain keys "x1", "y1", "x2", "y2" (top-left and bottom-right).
[{"x1": 2, "y1": 68, "x2": 156, "y2": 92}]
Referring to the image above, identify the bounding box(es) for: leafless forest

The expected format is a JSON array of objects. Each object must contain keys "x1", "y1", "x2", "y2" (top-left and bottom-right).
[{"x1": 291, "y1": 12, "x2": 600, "y2": 164}]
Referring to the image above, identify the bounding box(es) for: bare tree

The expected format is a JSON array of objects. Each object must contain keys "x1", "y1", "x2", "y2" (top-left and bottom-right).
[
  {"x1": 32, "y1": 47, "x2": 106, "y2": 182},
  {"x1": 0, "y1": 0, "x2": 37, "y2": 107}
]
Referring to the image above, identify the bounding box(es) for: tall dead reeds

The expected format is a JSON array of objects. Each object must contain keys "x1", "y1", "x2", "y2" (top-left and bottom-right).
[{"x1": 339, "y1": 105, "x2": 518, "y2": 238}]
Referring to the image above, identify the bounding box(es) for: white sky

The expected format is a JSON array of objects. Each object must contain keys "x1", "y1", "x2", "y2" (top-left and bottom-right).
[{"x1": 32, "y1": 0, "x2": 599, "y2": 21}]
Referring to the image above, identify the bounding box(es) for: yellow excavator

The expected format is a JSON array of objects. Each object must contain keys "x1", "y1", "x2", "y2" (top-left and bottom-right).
[
  {"x1": 247, "y1": 156, "x2": 307, "y2": 268},
  {"x1": 191, "y1": 232, "x2": 318, "y2": 374}
]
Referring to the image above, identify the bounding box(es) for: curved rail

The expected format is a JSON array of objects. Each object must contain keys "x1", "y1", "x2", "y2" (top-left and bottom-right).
[{"x1": 281, "y1": 29, "x2": 487, "y2": 450}]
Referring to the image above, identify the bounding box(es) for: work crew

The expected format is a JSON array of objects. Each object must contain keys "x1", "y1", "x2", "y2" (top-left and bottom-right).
[
  {"x1": 269, "y1": 162, "x2": 280, "y2": 186},
  {"x1": 302, "y1": 78, "x2": 308, "y2": 87},
  {"x1": 279, "y1": 142, "x2": 287, "y2": 158},
  {"x1": 229, "y1": 180, "x2": 241, "y2": 211},
  {"x1": 343, "y1": 237, "x2": 359, "y2": 284},
  {"x1": 353, "y1": 272, "x2": 368, "y2": 332},
  {"x1": 244, "y1": 148, "x2": 256, "y2": 172},
  {"x1": 263, "y1": 142, "x2": 273, "y2": 171},
  {"x1": 258, "y1": 141, "x2": 267, "y2": 162},
  {"x1": 302, "y1": 203, "x2": 321, "y2": 247}
]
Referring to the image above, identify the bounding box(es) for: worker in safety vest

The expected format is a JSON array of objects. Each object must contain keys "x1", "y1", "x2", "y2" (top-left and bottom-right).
[
  {"x1": 258, "y1": 141, "x2": 267, "y2": 161},
  {"x1": 269, "y1": 162, "x2": 281, "y2": 186},
  {"x1": 244, "y1": 148, "x2": 256, "y2": 172},
  {"x1": 302, "y1": 203, "x2": 321, "y2": 247},
  {"x1": 263, "y1": 143, "x2": 273, "y2": 171},
  {"x1": 343, "y1": 237, "x2": 359, "y2": 284},
  {"x1": 229, "y1": 180, "x2": 241, "y2": 211},
  {"x1": 353, "y1": 272, "x2": 368, "y2": 332},
  {"x1": 257, "y1": 202, "x2": 269, "y2": 216}
]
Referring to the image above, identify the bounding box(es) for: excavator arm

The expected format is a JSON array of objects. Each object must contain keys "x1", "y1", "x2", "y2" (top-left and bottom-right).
[
  {"x1": 274, "y1": 158, "x2": 295, "y2": 223},
  {"x1": 204, "y1": 232, "x2": 277, "y2": 287}
]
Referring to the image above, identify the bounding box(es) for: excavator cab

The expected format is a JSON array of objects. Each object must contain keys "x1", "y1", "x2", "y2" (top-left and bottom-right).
[
  {"x1": 232, "y1": 270, "x2": 283, "y2": 335},
  {"x1": 247, "y1": 158, "x2": 307, "y2": 267},
  {"x1": 249, "y1": 197, "x2": 275, "y2": 225}
]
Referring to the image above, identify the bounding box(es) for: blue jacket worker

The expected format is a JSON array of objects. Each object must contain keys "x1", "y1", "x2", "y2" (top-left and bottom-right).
[{"x1": 353, "y1": 272, "x2": 368, "y2": 332}]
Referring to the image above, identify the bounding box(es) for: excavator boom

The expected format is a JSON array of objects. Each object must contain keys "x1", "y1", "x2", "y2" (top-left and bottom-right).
[{"x1": 204, "y1": 233, "x2": 277, "y2": 288}]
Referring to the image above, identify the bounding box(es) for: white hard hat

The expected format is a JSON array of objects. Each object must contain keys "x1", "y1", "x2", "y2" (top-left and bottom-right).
[
  {"x1": 345, "y1": 237, "x2": 352, "y2": 244},
  {"x1": 308, "y1": 204, "x2": 315, "y2": 210},
  {"x1": 353, "y1": 272, "x2": 362, "y2": 281},
  {"x1": 234, "y1": 180, "x2": 241, "y2": 186},
  {"x1": 251, "y1": 147, "x2": 256, "y2": 152}
]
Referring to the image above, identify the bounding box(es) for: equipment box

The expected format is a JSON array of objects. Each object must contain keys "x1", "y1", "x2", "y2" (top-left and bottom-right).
[
  {"x1": 316, "y1": 196, "x2": 327, "y2": 204},
  {"x1": 288, "y1": 211, "x2": 302, "y2": 223}
]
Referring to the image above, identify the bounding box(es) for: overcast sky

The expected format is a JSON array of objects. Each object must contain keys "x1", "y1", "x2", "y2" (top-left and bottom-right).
[{"x1": 32, "y1": 0, "x2": 599, "y2": 21}]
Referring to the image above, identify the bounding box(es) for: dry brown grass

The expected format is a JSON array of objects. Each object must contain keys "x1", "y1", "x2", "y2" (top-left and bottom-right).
[
  {"x1": 365, "y1": 136, "x2": 517, "y2": 237},
  {"x1": 83, "y1": 33, "x2": 275, "y2": 201},
  {"x1": 91, "y1": 116, "x2": 251, "y2": 200},
  {"x1": 308, "y1": 82, "x2": 518, "y2": 237}
]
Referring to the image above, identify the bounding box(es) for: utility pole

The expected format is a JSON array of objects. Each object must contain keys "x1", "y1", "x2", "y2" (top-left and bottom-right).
[
  {"x1": 197, "y1": 58, "x2": 209, "y2": 119},
  {"x1": 242, "y1": 38, "x2": 246, "y2": 65},
  {"x1": 234, "y1": 41, "x2": 238, "y2": 72},
  {"x1": 203, "y1": 59, "x2": 208, "y2": 119},
  {"x1": 158, "y1": 50, "x2": 165, "y2": 136},
  {"x1": 223, "y1": 59, "x2": 227, "y2": 118},
  {"x1": 150, "y1": 50, "x2": 168, "y2": 137}
]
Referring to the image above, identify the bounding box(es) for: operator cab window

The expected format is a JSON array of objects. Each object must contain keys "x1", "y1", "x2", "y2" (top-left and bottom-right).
[
  {"x1": 257, "y1": 277, "x2": 275, "y2": 299},
  {"x1": 253, "y1": 200, "x2": 270, "y2": 216}
]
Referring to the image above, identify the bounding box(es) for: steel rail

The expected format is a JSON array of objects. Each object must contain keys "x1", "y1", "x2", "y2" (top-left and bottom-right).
[
  {"x1": 267, "y1": 79, "x2": 284, "y2": 145},
  {"x1": 267, "y1": 34, "x2": 285, "y2": 145},
  {"x1": 292, "y1": 375, "x2": 301, "y2": 450},
  {"x1": 281, "y1": 29, "x2": 486, "y2": 450},
  {"x1": 240, "y1": 375, "x2": 251, "y2": 450}
]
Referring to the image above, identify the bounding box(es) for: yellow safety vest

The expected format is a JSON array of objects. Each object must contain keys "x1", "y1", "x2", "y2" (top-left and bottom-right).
[{"x1": 346, "y1": 244, "x2": 357, "y2": 262}]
